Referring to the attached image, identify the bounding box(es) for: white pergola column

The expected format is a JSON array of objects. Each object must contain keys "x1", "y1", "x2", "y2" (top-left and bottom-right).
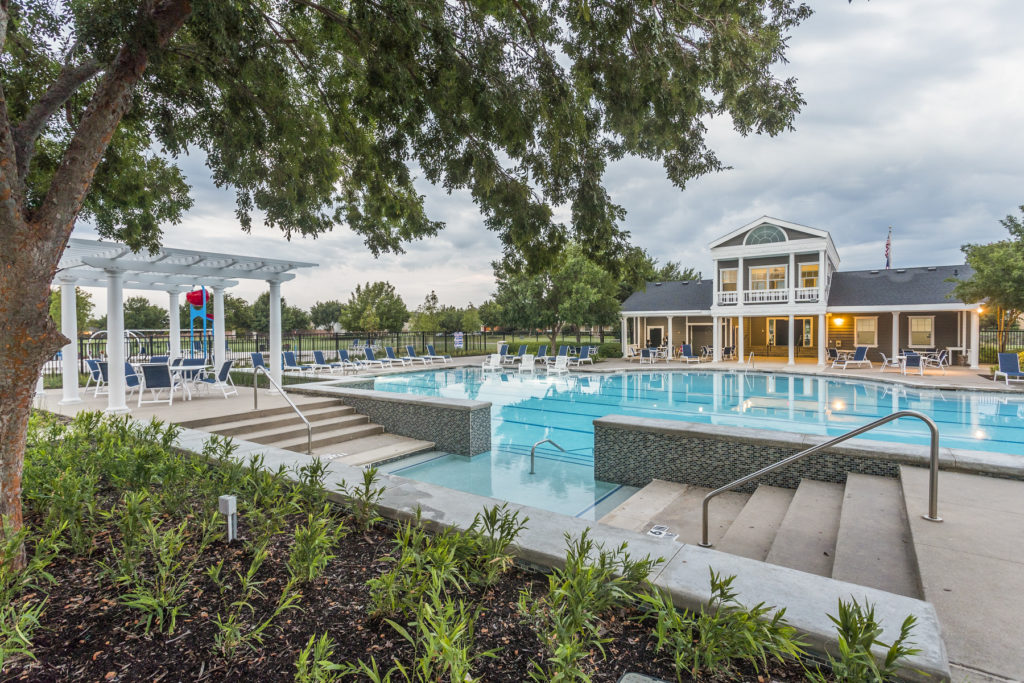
[
  {"x1": 58, "y1": 278, "x2": 82, "y2": 405},
  {"x1": 737, "y1": 316, "x2": 745, "y2": 363},
  {"x1": 969, "y1": 309, "x2": 980, "y2": 369},
  {"x1": 787, "y1": 314, "x2": 795, "y2": 365},
  {"x1": 168, "y1": 291, "x2": 181, "y2": 359},
  {"x1": 712, "y1": 315, "x2": 722, "y2": 362},
  {"x1": 105, "y1": 269, "x2": 129, "y2": 414},
  {"x1": 212, "y1": 286, "x2": 226, "y2": 369},
  {"x1": 620, "y1": 316, "x2": 628, "y2": 356},
  {"x1": 817, "y1": 313, "x2": 826, "y2": 366},
  {"x1": 667, "y1": 315, "x2": 674, "y2": 358},
  {"x1": 892, "y1": 311, "x2": 900, "y2": 358},
  {"x1": 268, "y1": 279, "x2": 283, "y2": 388}
]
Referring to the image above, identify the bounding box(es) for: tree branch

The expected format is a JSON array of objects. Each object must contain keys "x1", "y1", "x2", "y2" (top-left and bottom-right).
[
  {"x1": 0, "y1": 0, "x2": 25, "y2": 222},
  {"x1": 12, "y1": 58, "x2": 103, "y2": 182}
]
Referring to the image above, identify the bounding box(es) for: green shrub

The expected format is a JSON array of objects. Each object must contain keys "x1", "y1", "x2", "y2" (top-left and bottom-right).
[
  {"x1": 597, "y1": 342, "x2": 622, "y2": 359},
  {"x1": 806, "y1": 598, "x2": 920, "y2": 682}
]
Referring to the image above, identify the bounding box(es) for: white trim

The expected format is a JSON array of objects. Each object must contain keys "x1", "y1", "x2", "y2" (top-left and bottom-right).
[
  {"x1": 798, "y1": 262, "x2": 820, "y2": 288},
  {"x1": 748, "y1": 264, "x2": 788, "y2": 291},
  {"x1": 645, "y1": 325, "x2": 665, "y2": 347},
  {"x1": 827, "y1": 303, "x2": 978, "y2": 313},
  {"x1": 908, "y1": 315, "x2": 936, "y2": 348},
  {"x1": 766, "y1": 316, "x2": 814, "y2": 347},
  {"x1": 719, "y1": 267, "x2": 738, "y2": 291},
  {"x1": 708, "y1": 216, "x2": 832, "y2": 248},
  {"x1": 744, "y1": 224, "x2": 788, "y2": 246},
  {"x1": 853, "y1": 316, "x2": 879, "y2": 347}
]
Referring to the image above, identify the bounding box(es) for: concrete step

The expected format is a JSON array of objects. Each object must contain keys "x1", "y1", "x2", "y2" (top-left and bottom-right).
[
  {"x1": 716, "y1": 485, "x2": 796, "y2": 561},
  {"x1": 831, "y1": 474, "x2": 921, "y2": 598},
  {"x1": 765, "y1": 479, "x2": 844, "y2": 577},
  {"x1": 228, "y1": 413, "x2": 370, "y2": 445},
  {"x1": 276, "y1": 422, "x2": 385, "y2": 452},
  {"x1": 200, "y1": 406, "x2": 356, "y2": 436},
  {"x1": 644, "y1": 485, "x2": 750, "y2": 546},
  {"x1": 598, "y1": 479, "x2": 691, "y2": 532},
  {"x1": 324, "y1": 435, "x2": 436, "y2": 465},
  {"x1": 176, "y1": 399, "x2": 342, "y2": 428}
]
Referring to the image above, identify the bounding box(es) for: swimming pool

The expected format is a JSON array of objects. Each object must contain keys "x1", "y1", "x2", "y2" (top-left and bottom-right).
[{"x1": 374, "y1": 368, "x2": 1024, "y2": 517}]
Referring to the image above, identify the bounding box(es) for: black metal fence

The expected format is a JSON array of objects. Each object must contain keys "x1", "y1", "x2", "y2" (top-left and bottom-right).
[
  {"x1": 42, "y1": 329, "x2": 614, "y2": 376},
  {"x1": 979, "y1": 328, "x2": 1024, "y2": 364}
]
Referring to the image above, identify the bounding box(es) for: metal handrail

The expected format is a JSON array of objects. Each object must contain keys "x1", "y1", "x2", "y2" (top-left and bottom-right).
[
  {"x1": 530, "y1": 438, "x2": 567, "y2": 474},
  {"x1": 746, "y1": 351, "x2": 755, "y2": 370},
  {"x1": 253, "y1": 366, "x2": 313, "y2": 454},
  {"x1": 698, "y1": 409, "x2": 942, "y2": 548}
]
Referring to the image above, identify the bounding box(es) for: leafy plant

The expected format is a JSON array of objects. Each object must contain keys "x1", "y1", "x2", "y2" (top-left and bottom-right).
[
  {"x1": 338, "y1": 466, "x2": 385, "y2": 532},
  {"x1": 806, "y1": 598, "x2": 920, "y2": 682},
  {"x1": 286, "y1": 507, "x2": 346, "y2": 583},
  {"x1": 294, "y1": 458, "x2": 330, "y2": 515},
  {"x1": 463, "y1": 504, "x2": 528, "y2": 585},
  {"x1": 295, "y1": 633, "x2": 344, "y2": 683},
  {"x1": 0, "y1": 598, "x2": 47, "y2": 671}
]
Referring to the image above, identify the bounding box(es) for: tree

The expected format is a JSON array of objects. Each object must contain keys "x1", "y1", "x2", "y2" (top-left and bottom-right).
[
  {"x1": 48, "y1": 287, "x2": 95, "y2": 332},
  {"x1": 461, "y1": 306, "x2": 482, "y2": 333},
  {"x1": 122, "y1": 296, "x2": 169, "y2": 329},
  {"x1": 410, "y1": 291, "x2": 440, "y2": 333},
  {"x1": 437, "y1": 306, "x2": 463, "y2": 334},
  {"x1": 310, "y1": 300, "x2": 344, "y2": 330},
  {"x1": 616, "y1": 246, "x2": 701, "y2": 302},
  {"x1": 250, "y1": 293, "x2": 310, "y2": 333},
  {"x1": 342, "y1": 282, "x2": 408, "y2": 333},
  {"x1": 0, "y1": 0, "x2": 811, "y2": 560},
  {"x1": 478, "y1": 300, "x2": 504, "y2": 330},
  {"x1": 494, "y1": 245, "x2": 620, "y2": 350},
  {"x1": 952, "y1": 207, "x2": 1024, "y2": 352}
]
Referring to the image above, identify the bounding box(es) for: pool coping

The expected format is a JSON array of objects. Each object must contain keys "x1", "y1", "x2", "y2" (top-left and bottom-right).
[{"x1": 164, "y1": 425, "x2": 949, "y2": 682}]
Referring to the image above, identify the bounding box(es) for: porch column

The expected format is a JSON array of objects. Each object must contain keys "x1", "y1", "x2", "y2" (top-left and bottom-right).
[
  {"x1": 737, "y1": 256, "x2": 745, "y2": 304},
  {"x1": 818, "y1": 249, "x2": 826, "y2": 302},
  {"x1": 667, "y1": 315, "x2": 674, "y2": 358},
  {"x1": 737, "y1": 316, "x2": 745, "y2": 363},
  {"x1": 105, "y1": 269, "x2": 129, "y2": 414},
  {"x1": 787, "y1": 314, "x2": 795, "y2": 365},
  {"x1": 712, "y1": 315, "x2": 722, "y2": 361},
  {"x1": 268, "y1": 279, "x2": 283, "y2": 389},
  {"x1": 891, "y1": 312, "x2": 900, "y2": 358},
  {"x1": 620, "y1": 316, "x2": 627, "y2": 356},
  {"x1": 969, "y1": 309, "x2": 980, "y2": 369},
  {"x1": 168, "y1": 291, "x2": 181, "y2": 359},
  {"x1": 212, "y1": 285, "x2": 226, "y2": 369},
  {"x1": 817, "y1": 313, "x2": 826, "y2": 366},
  {"x1": 789, "y1": 252, "x2": 796, "y2": 303},
  {"x1": 58, "y1": 278, "x2": 82, "y2": 405}
]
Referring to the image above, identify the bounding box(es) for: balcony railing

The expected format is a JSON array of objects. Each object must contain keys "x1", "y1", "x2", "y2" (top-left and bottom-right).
[
  {"x1": 717, "y1": 291, "x2": 739, "y2": 305},
  {"x1": 744, "y1": 288, "x2": 789, "y2": 303},
  {"x1": 794, "y1": 287, "x2": 820, "y2": 302}
]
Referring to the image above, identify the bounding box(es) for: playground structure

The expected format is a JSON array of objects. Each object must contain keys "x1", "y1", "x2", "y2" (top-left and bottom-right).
[{"x1": 186, "y1": 287, "x2": 214, "y2": 358}]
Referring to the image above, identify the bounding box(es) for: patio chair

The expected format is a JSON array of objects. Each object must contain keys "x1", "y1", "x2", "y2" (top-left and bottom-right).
[
  {"x1": 545, "y1": 355, "x2": 570, "y2": 375},
  {"x1": 827, "y1": 348, "x2": 839, "y2": 367},
  {"x1": 639, "y1": 348, "x2": 655, "y2": 365},
  {"x1": 699, "y1": 345, "x2": 711, "y2": 360},
  {"x1": 313, "y1": 350, "x2": 347, "y2": 374},
  {"x1": 835, "y1": 346, "x2": 872, "y2": 370},
  {"x1": 123, "y1": 362, "x2": 141, "y2": 397},
  {"x1": 283, "y1": 351, "x2": 313, "y2": 373},
  {"x1": 497, "y1": 344, "x2": 509, "y2": 359},
  {"x1": 198, "y1": 360, "x2": 239, "y2": 398},
  {"x1": 337, "y1": 349, "x2": 362, "y2": 372},
  {"x1": 404, "y1": 345, "x2": 431, "y2": 365},
  {"x1": 994, "y1": 353, "x2": 1024, "y2": 385},
  {"x1": 425, "y1": 345, "x2": 453, "y2": 364},
  {"x1": 137, "y1": 363, "x2": 186, "y2": 406},
  {"x1": 150, "y1": 355, "x2": 169, "y2": 364},
  {"x1": 503, "y1": 344, "x2": 527, "y2": 365},
  {"x1": 250, "y1": 352, "x2": 267, "y2": 370},
  {"x1": 384, "y1": 346, "x2": 410, "y2": 366},
  {"x1": 85, "y1": 358, "x2": 106, "y2": 395},
  {"x1": 923, "y1": 349, "x2": 948, "y2": 375},
  {"x1": 569, "y1": 345, "x2": 594, "y2": 366},
  {"x1": 678, "y1": 344, "x2": 701, "y2": 364},
  {"x1": 482, "y1": 353, "x2": 503, "y2": 372},
  {"x1": 518, "y1": 354, "x2": 537, "y2": 374},
  {"x1": 362, "y1": 347, "x2": 390, "y2": 368},
  {"x1": 534, "y1": 345, "x2": 548, "y2": 363},
  {"x1": 546, "y1": 345, "x2": 569, "y2": 365},
  {"x1": 722, "y1": 346, "x2": 735, "y2": 360},
  {"x1": 902, "y1": 352, "x2": 924, "y2": 376}
]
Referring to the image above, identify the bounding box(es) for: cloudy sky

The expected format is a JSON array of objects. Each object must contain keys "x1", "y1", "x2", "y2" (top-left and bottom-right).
[{"x1": 75, "y1": 0, "x2": 1024, "y2": 315}]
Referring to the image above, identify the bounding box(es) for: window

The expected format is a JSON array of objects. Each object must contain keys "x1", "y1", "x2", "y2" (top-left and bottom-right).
[
  {"x1": 744, "y1": 224, "x2": 787, "y2": 245},
  {"x1": 799, "y1": 264, "x2": 819, "y2": 288},
  {"x1": 854, "y1": 317, "x2": 877, "y2": 346},
  {"x1": 909, "y1": 316, "x2": 934, "y2": 348},
  {"x1": 720, "y1": 268, "x2": 737, "y2": 291},
  {"x1": 750, "y1": 266, "x2": 787, "y2": 290}
]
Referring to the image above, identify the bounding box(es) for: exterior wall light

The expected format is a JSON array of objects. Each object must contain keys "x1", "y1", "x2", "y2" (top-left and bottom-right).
[{"x1": 833, "y1": 317, "x2": 845, "y2": 326}]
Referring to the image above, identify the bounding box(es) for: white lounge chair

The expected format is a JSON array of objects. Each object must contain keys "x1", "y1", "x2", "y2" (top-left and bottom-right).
[
  {"x1": 545, "y1": 355, "x2": 570, "y2": 375},
  {"x1": 518, "y1": 354, "x2": 536, "y2": 374},
  {"x1": 482, "y1": 353, "x2": 503, "y2": 372}
]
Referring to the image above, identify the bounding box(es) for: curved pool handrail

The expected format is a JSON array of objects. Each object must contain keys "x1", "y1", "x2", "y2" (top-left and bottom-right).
[
  {"x1": 698, "y1": 409, "x2": 942, "y2": 548},
  {"x1": 530, "y1": 438, "x2": 567, "y2": 475}
]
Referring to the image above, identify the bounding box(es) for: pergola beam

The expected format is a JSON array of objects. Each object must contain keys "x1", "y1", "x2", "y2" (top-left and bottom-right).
[{"x1": 80, "y1": 257, "x2": 298, "y2": 281}]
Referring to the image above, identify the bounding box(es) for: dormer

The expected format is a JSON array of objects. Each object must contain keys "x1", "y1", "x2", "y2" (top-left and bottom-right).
[{"x1": 709, "y1": 217, "x2": 839, "y2": 308}]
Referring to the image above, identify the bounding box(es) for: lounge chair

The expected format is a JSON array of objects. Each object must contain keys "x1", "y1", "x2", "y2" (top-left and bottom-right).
[
  {"x1": 534, "y1": 345, "x2": 549, "y2": 363},
  {"x1": 250, "y1": 352, "x2": 267, "y2": 370},
  {"x1": 424, "y1": 345, "x2": 452, "y2": 364},
  {"x1": 546, "y1": 345, "x2": 569, "y2": 365},
  {"x1": 878, "y1": 353, "x2": 901, "y2": 372},
  {"x1": 283, "y1": 351, "x2": 313, "y2": 373},
  {"x1": 518, "y1": 354, "x2": 537, "y2": 374},
  {"x1": 197, "y1": 360, "x2": 238, "y2": 398},
  {"x1": 545, "y1": 355, "x2": 570, "y2": 375},
  {"x1": 923, "y1": 349, "x2": 948, "y2": 375},
  {"x1": 385, "y1": 346, "x2": 410, "y2": 366},
  {"x1": 404, "y1": 345, "x2": 431, "y2": 365},
  {"x1": 994, "y1": 353, "x2": 1024, "y2": 385},
  {"x1": 503, "y1": 344, "x2": 527, "y2": 365},
  {"x1": 337, "y1": 349, "x2": 362, "y2": 372},
  {"x1": 482, "y1": 353, "x2": 503, "y2": 372},
  {"x1": 362, "y1": 347, "x2": 390, "y2": 368},
  {"x1": 496, "y1": 344, "x2": 509, "y2": 359},
  {"x1": 678, "y1": 344, "x2": 701, "y2": 364},
  {"x1": 902, "y1": 352, "x2": 924, "y2": 376},
  {"x1": 569, "y1": 345, "x2": 594, "y2": 366},
  {"x1": 85, "y1": 358, "x2": 106, "y2": 395},
  {"x1": 313, "y1": 350, "x2": 347, "y2": 374},
  {"x1": 835, "y1": 346, "x2": 872, "y2": 370}
]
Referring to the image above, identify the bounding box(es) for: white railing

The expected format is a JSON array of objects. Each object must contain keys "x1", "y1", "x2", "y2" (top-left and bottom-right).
[
  {"x1": 744, "y1": 288, "x2": 789, "y2": 303},
  {"x1": 794, "y1": 287, "x2": 819, "y2": 302},
  {"x1": 717, "y1": 291, "x2": 739, "y2": 305}
]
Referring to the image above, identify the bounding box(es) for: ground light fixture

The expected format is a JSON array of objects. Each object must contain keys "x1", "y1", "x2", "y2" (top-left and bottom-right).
[{"x1": 219, "y1": 494, "x2": 238, "y2": 542}]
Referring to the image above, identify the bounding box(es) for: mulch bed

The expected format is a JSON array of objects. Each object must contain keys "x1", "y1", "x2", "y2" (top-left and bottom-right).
[{"x1": 3, "y1": 513, "x2": 807, "y2": 682}]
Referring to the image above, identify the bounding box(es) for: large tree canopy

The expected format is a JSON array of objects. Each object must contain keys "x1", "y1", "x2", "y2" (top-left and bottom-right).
[{"x1": 0, "y1": 0, "x2": 812, "y2": 556}]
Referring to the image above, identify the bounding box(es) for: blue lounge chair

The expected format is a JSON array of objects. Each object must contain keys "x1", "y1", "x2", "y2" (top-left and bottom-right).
[
  {"x1": 150, "y1": 355, "x2": 169, "y2": 364},
  {"x1": 995, "y1": 353, "x2": 1024, "y2": 385},
  {"x1": 283, "y1": 351, "x2": 312, "y2": 373},
  {"x1": 546, "y1": 345, "x2": 568, "y2": 365},
  {"x1": 569, "y1": 345, "x2": 594, "y2": 366},
  {"x1": 496, "y1": 344, "x2": 509, "y2": 359},
  {"x1": 404, "y1": 345, "x2": 430, "y2": 365},
  {"x1": 424, "y1": 344, "x2": 452, "y2": 364},
  {"x1": 534, "y1": 345, "x2": 548, "y2": 363},
  {"x1": 138, "y1": 363, "x2": 186, "y2": 406},
  {"x1": 384, "y1": 346, "x2": 410, "y2": 366},
  {"x1": 503, "y1": 344, "x2": 527, "y2": 365},
  {"x1": 337, "y1": 349, "x2": 361, "y2": 372},
  {"x1": 835, "y1": 346, "x2": 872, "y2": 370},
  {"x1": 902, "y1": 352, "x2": 923, "y2": 376},
  {"x1": 362, "y1": 347, "x2": 389, "y2": 368},
  {"x1": 85, "y1": 358, "x2": 105, "y2": 395},
  {"x1": 639, "y1": 348, "x2": 655, "y2": 365},
  {"x1": 312, "y1": 349, "x2": 347, "y2": 374},
  {"x1": 250, "y1": 352, "x2": 266, "y2": 370},
  {"x1": 678, "y1": 344, "x2": 701, "y2": 364},
  {"x1": 198, "y1": 360, "x2": 238, "y2": 398}
]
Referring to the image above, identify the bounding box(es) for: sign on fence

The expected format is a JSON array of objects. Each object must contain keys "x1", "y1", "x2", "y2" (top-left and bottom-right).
[{"x1": 454, "y1": 332, "x2": 464, "y2": 349}]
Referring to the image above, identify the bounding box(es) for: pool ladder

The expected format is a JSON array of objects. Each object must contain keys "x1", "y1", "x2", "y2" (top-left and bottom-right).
[
  {"x1": 698, "y1": 410, "x2": 943, "y2": 548},
  {"x1": 530, "y1": 439, "x2": 567, "y2": 474}
]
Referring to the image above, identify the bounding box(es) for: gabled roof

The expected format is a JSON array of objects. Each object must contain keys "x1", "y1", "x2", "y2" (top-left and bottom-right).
[
  {"x1": 827, "y1": 265, "x2": 973, "y2": 307},
  {"x1": 708, "y1": 216, "x2": 831, "y2": 249},
  {"x1": 622, "y1": 280, "x2": 712, "y2": 312}
]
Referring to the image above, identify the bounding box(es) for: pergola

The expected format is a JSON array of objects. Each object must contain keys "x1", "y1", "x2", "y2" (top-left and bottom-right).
[{"x1": 54, "y1": 238, "x2": 318, "y2": 413}]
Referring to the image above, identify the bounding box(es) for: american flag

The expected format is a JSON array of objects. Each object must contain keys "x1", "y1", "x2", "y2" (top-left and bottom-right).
[{"x1": 885, "y1": 227, "x2": 892, "y2": 269}]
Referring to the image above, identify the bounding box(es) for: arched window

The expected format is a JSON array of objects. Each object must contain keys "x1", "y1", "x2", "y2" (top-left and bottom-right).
[{"x1": 744, "y1": 224, "x2": 787, "y2": 245}]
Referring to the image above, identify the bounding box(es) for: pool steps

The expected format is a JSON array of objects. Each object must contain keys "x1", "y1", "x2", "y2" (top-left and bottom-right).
[
  {"x1": 602, "y1": 472, "x2": 921, "y2": 598},
  {"x1": 177, "y1": 399, "x2": 435, "y2": 465}
]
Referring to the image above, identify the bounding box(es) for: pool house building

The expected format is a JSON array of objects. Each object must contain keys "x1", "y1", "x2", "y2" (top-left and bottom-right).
[{"x1": 621, "y1": 217, "x2": 983, "y2": 368}]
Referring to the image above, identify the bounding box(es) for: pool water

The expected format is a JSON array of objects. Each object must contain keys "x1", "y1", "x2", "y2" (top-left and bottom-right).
[{"x1": 374, "y1": 368, "x2": 1024, "y2": 518}]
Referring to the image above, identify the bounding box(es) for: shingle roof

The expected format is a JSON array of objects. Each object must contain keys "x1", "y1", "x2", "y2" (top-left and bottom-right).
[
  {"x1": 827, "y1": 265, "x2": 972, "y2": 307},
  {"x1": 622, "y1": 280, "x2": 713, "y2": 312}
]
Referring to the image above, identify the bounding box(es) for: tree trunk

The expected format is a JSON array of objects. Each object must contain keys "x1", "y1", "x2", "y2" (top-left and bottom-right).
[{"x1": 549, "y1": 323, "x2": 563, "y2": 353}]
